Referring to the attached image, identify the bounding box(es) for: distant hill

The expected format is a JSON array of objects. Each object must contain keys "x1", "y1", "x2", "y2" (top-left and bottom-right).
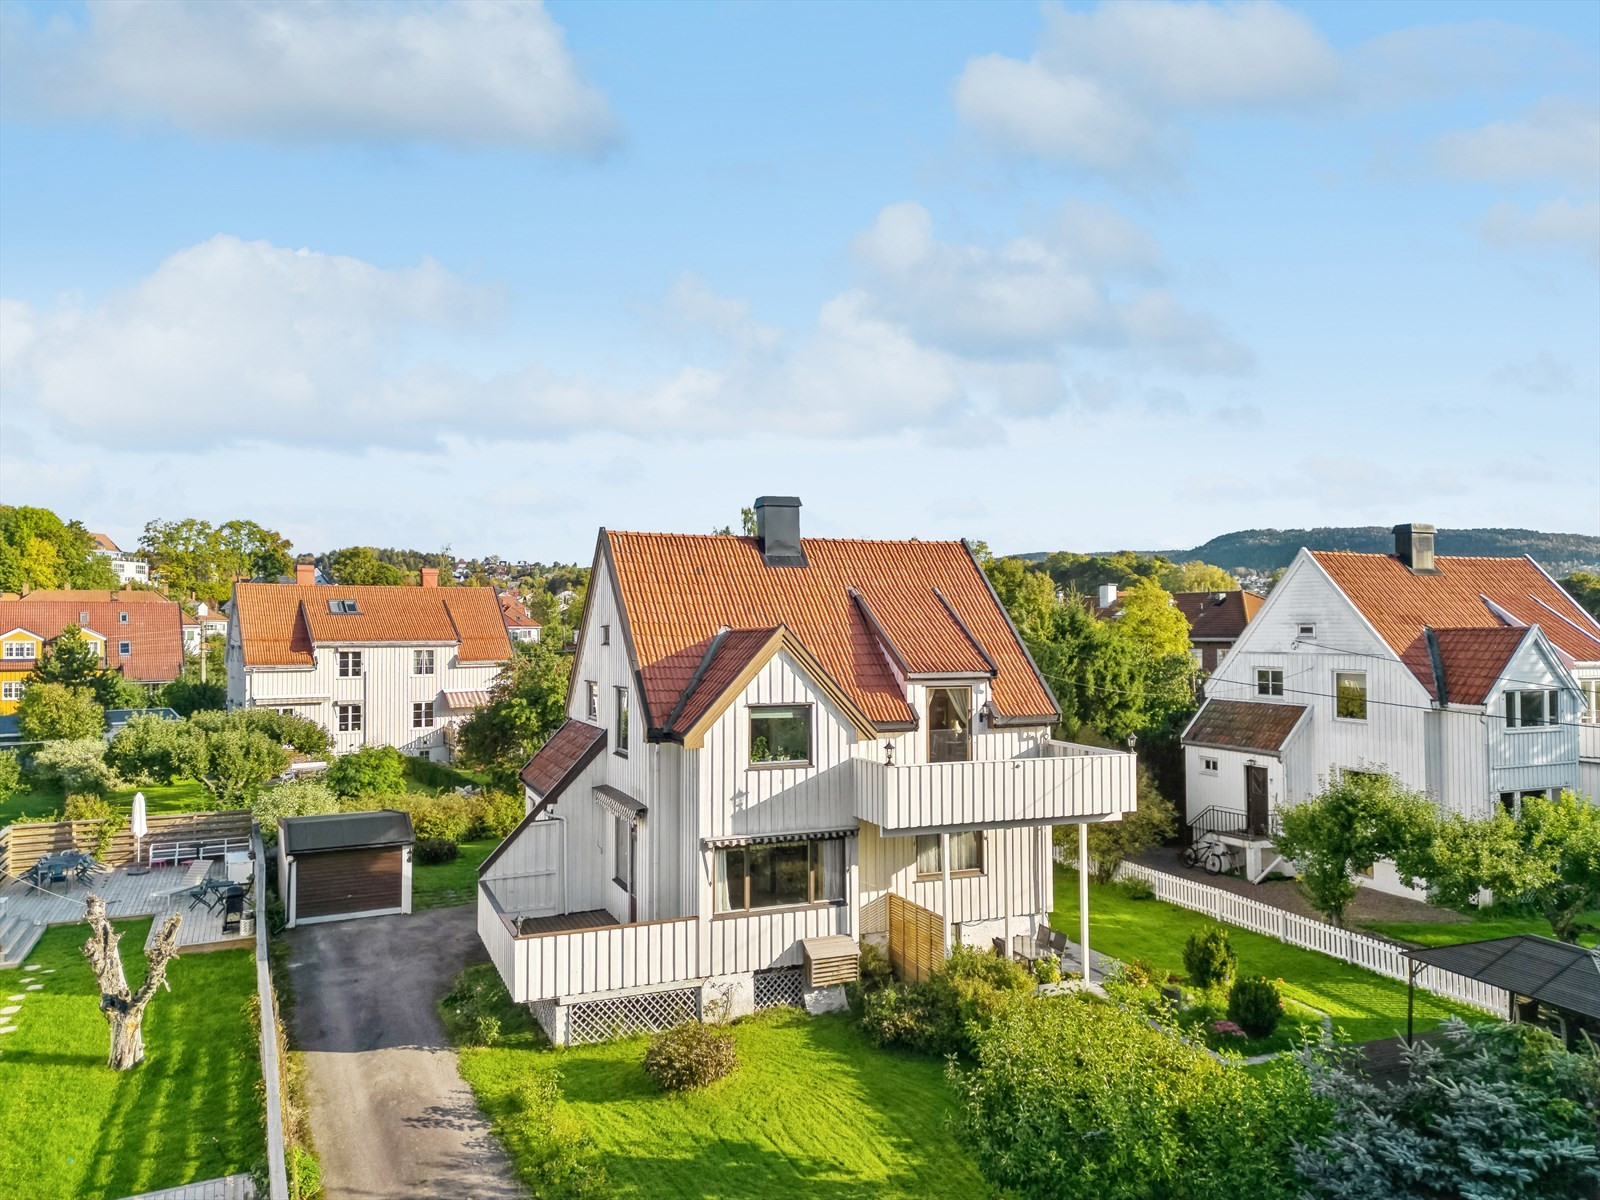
[{"x1": 1019, "y1": 528, "x2": 1600, "y2": 576}]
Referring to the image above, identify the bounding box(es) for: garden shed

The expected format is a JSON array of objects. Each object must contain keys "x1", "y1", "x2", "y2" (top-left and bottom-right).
[{"x1": 278, "y1": 810, "x2": 415, "y2": 928}]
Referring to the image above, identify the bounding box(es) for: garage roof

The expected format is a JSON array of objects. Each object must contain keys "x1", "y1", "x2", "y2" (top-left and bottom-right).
[
  {"x1": 1407, "y1": 935, "x2": 1600, "y2": 1020},
  {"x1": 280, "y1": 809, "x2": 415, "y2": 854}
]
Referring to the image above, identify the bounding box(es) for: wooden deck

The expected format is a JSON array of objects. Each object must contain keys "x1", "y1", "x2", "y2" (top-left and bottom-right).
[
  {"x1": 117, "y1": 1173, "x2": 255, "y2": 1200},
  {"x1": 515, "y1": 908, "x2": 618, "y2": 936},
  {"x1": 0, "y1": 860, "x2": 251, "y2": 965}
]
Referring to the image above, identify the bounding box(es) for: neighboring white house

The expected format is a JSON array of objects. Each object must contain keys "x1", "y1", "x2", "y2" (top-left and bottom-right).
[
  {"x1": 227, "y1": 564, "x2": 512, "y2": 760},
  {"x1": 498, "y1": 589, "x2": 542, "y2": 643},
  {"x1": 181, "y1": 602, "x2": 230, "y2": 653},
  {"x1": 89, "y1": 532, "x2": 150, "y2": 586},
  {"x1": 478, "y1": 496, "x2": 1138, "y2": 1045},
  {"x1": 1183, "y1": 524, "x2": 1600, "y2": 893}
]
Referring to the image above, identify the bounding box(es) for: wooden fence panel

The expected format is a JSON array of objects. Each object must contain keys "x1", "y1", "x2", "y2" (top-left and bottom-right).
[
  {"x1": 2, "y1": 811, "x2": 253, "y2": 875},
  {"x1": 887, "y1": 893, "x2": 945, "y2": 984}
]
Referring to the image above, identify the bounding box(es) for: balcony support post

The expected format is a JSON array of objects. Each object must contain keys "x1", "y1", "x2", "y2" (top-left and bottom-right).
[
  {"x1": 1077, "y1": 821, "x2": 1091, "y2": 984},
  {"x1": 941, "y1": 832, "x2": 952, "y2": 953}
]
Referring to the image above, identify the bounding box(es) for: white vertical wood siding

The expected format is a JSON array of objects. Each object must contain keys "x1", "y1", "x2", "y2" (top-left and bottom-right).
[
  {"x1": 1183, "y1": 746, "x2": 1287, "y2": 823},
  {"x1": 859, "y1": 822, "x2": 1051, "y2": 929},
  {"x1": 706, "y1": 904, "x2": 853, "y2": 973},
  {"x1": 513, "y1": 918, "x2": 702, "y2": 1003},
  {"x1": 569, "y1": 557, "x2": 649, "y2": 800},
  {"x1": 1484, "y1": 638, "x2": 1581, "y2": 797}
]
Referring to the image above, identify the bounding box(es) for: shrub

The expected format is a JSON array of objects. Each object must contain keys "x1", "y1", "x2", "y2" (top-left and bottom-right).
[
  {"x1": 1113, "y1": 876, "x2": 1156, "y2": 901},
  {"x1": 253, "y1": 779, "x2": 340, "y2": 836},
  {"x1": 857, "y1": 940, "x2": 893, "y2": 991},
  {"x1": 404, "y1": 754, "x2": 478, "y2": 790},
  {"x1": 478, "y1": 789, "x2": 525, "y2": 838},
  {"x1": 859, "y1": 946, "x2": 1035, "y2": 1058},
  {"x1": 1183, "y1": 926, "x2": 1237, "y2": 989},
  {"x1": 31, "y1": 738, "x2": 119, "y2": 796},
  {"x1": 234, "y1": 708, "x2": 333, "y2": 759},
  {"x1": 158, "y1": 677, "x2": 227, "y2": 717},
  {"x1": 1228, "y1": 976, "x2": 1282, "y2": 1039},
  {"x1": 643, "y1": 1021, "x2": 739, "y2": 1092},
  {"x1": 953, "y1": 993, "x2": 1326, "y2": 1200},
  {"x1": 1118, "y1": 957, "x2": 1158, "y2": 988},
  {"x1": 416, "y1": 837, "x2": 461, "y2": 866},
  {"x1": 326, "y1": 745, "x2": 406, "y2": 798},
  {"x1": 202, "y1": 727, "x2": 291, "y2": 806},
  {"x1": 63, "y1": 792, "x2": 124, "y2": 857},
  {"x1": 0, "y1": 749, "x2": 21, "y2": 801},
  {"x1": 405, "y1": 791, "x2": 478, "y2": 842},
  {"x1": 106, "y1": 713, "x2": 209, "y2": 784},
  {"x1": 1033, "y1": 956, "x2": 1062, "y2": 984}
]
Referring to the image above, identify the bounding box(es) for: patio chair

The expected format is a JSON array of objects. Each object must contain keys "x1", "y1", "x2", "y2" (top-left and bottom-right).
[{"x1": 186, "y1": 883, "x2": 218, "y2": 912}]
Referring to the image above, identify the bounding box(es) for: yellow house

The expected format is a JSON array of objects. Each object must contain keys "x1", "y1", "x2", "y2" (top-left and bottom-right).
[{"x1": 0, "y1": 625, "x2": 108, "y2": 715}]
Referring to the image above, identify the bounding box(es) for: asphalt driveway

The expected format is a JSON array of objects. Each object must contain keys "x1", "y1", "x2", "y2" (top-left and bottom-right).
[{"x1": 285, "y1": 905, "x2": 523, "y2": 1200}]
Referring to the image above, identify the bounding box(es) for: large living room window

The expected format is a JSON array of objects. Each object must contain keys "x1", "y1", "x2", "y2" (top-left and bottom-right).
[
  {"x1": 749, "y1": 705, "x2": 811, "y2": 765},
  {"x1": 927, "y1": 686, "x2": 972, "y2": 762},
  {"x1": 914, "y1": 831, "x2": 984, "y2": 878},
  {"x1": 1504, "y1": 689, "x2": 1559, "y2": 728},
  {"x1": 1335, "y1": 671, "x2": 1367, "y2": 720},
  {"x1": 714, "y1": 838, "x2": 845, "y2": 913}
]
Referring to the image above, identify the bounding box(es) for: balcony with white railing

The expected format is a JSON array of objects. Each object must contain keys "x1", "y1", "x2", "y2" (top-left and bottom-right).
[
  {"x1": 1580, "y1": 722, "x2": 1600, "y2": 763},
  {"x1": 851, "y1": 740, "x2": 1137, "y2": 835}
]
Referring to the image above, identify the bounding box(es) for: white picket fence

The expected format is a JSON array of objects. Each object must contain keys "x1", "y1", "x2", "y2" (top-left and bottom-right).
[{"x1": 1062, "y1": 851, "x2": 1511, "y2": 1017}]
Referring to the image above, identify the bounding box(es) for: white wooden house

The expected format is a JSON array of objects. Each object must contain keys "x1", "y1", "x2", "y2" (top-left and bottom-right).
[
  {"x1": 226, "y1": 565, "x2": 511, "y2": 761},
  {"x1": 478, "y1": 497, "x2": 1138, "y2": 1045},
  {"x1": 1184, "y1": 524, "x2": 1600, "y2": 893}
]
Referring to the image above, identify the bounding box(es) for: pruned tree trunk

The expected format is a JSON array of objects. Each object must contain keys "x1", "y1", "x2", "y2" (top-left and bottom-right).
[{"x1": 83, "y1": 894, "x2": 182, "y2": 1070}]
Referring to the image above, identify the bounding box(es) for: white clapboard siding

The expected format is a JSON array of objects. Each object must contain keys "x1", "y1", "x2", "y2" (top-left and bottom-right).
[
  {"x1": 1061, "y1": 852, "x2": 1511, "y2": 1017},
  {"x1": 853, "y1": 744, "x2": 1136, "y2": 833},
  {"x1": 706, "y1": 904, "x2": 851, "y2": 974},
  {"x1": 512, "y1": 916, "x2": 702, "y2": 1003}
]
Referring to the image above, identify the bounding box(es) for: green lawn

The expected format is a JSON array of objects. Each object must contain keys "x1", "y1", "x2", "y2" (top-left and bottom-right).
[
  {"x1": 0, "y1": 922, "x2": 265, "y2": 1200},
  {"x1": 452, "y1": 978, "x2": 983, "y2": 1199},
  {"x1": 1364, "y1": 907, "x2": 1600, "y2": 950},
  {"x1": 1, "y1": 780, "x2": 216, "y2": 829},
  {"x1": 412, "y1": 838, "x2": 498, "y2": 910},
  {"x1": 1054, "y1": 866, "x2": 1475, "y2": 1043}
]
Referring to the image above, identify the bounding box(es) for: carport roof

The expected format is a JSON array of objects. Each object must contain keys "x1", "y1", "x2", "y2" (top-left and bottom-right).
[
  {"x1": 1407, "y1": 935, "x2": 1600, "y2": 1020},
  {"x1": 280, "y1": 809, "x2": 415, "y2": 854}
]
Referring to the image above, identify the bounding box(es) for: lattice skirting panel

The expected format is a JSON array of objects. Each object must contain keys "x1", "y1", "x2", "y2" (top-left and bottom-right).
[
  {"x1": 753, "y1": 966, "x2": 804, "y2": 1010},
  {"x1": 527, "y1": 999, "x2": 559, "y2": 1044},
  {"x1": 567, "y1": 987, "x2": 699, "y2": 1046}
]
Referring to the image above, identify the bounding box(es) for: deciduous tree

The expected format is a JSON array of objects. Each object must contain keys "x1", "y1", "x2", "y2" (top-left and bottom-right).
[
  {"x1": 83, "y1": 895, "x2": 183, "y2": 1070},
  {"x1": 458, "y1": 636, "x2": 572, "y2": 781},
  {"x1": 17, "y1": 682, "x2": 104, "y2": 742},
  {"x1": 324, "y1": 546, "x2": 407, "y2": 586}
]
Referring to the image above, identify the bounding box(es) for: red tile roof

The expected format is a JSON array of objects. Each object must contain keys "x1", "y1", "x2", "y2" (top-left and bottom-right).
[
  {"x1": 1430, "y1": 627, "x2": 1529, "y2": 705},
  {"x1": 604, "y1": 533, "x2": 1059, "y2": 731},
  {"x1": 1311, "y1": 552, "x2": 1600, "y2": 693},
  {"x1": 1186, "y1": 699, "x2": 1308, "y2": 753},
  {"x1": 89, "y1": 532, "x2": 119, "y2": 553},
  {"x1": 497, "y1": 590, "x2": 541, "y2": 628},
  {"x1": 232, "y1": 583, "x2": 512, "y2": 667},
  {"x1": 1173, "y1": 590, "x2": 1265, "y2": 642},
  {"x1": 518, "y1": 719, "x2": 607, "y2": 798},
  {"x1": 0, "y1": 599, "x2": 184, "y2": 683},
  {"x1": 664, "y1": 626, "x2": 781, "y2": 734},
  {"x1": 15, "y1": 589, "x2": 168, "y2": 604}
]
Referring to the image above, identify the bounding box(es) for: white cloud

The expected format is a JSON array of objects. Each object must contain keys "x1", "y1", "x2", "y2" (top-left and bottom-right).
[
  {"x1": 954, "y1": 1, "x2": 1339, "y2": 175},
  {"x1": 1433, "y1": 100, "x2": 1600, "y2": 186},
  {"x1": 1481, "y1": 199, "x2": 1600, "y2": 271},
  {"x1": 851, "y1": 201, "x2": 1250, "y2": 371},
  {"x1": 1, "y1": 0, "x2": 617, "y2": 153}
]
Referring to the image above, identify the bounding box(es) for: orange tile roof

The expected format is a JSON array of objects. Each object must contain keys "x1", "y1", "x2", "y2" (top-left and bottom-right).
[
  {"x1": 604, "y1": 533, "x2": 1059, "y2": 731},
  {"x1": 497, "y1": 590, "x2": 541, "y2": 628},
  {"x1": 233, "y1": 583, "x2": 512, "y2": 667},
  {"x1": 1431, "y1": 627, "x2": 1529, "y2": 705},
  {"x1": 1311, "y1": 552, "x2": 1600, "y2": 693},
  {"x1": 15, "y1": 589, "x2": 168, "y2": 604},
  {"x1": 666, "y1": 626, "x2": 782, "y2": 733},
  {"x1": 0, "y1": 599, "x2": 183, "y2": 682}
]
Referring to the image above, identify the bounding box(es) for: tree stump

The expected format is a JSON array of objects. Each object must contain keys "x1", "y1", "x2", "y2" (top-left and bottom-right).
[{"x1": 82, "y1": 893, "x2": 182, "y2": 1070}]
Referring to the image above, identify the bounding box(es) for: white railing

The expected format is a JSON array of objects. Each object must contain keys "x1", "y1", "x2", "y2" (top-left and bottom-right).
[
  {"x1": 1580, "y1": 722, "x2": 1600, "y2": 762},
  {"x1": 1057, "y1": 850, "x2": 1510, "y2": 1017},
  {"x1": 146, "y1": 836, "x2": 253, "y2": 867},
  {"x1": 853, "y1": 746, "x2": 1137, "y2": 833}
]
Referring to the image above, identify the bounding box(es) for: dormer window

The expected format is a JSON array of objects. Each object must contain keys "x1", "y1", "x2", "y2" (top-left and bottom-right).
[
  {"x1": 119, "y1": 612, "x2": 129, "y2": 624},
  {"x1": 750, "y1": 706, "x2": 812, "y2": 766},
  {"x1": 328, "y1": 599, "x2": 360, "y2": 615}
]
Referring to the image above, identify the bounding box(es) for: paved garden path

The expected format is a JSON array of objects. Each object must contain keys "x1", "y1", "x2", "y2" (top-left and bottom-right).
[{"x1": 285, "y1": 906, "x2": 523, "y2": 1200}]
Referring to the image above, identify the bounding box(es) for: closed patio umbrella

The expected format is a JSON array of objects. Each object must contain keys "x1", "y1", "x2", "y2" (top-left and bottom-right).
[{"x1": 129, "y1": 791, "x2": 149, "y2": 875}]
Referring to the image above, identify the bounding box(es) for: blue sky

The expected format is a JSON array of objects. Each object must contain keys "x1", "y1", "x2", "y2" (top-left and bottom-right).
[{"x1": 1, "y1": 0, "x2": 1596, "y2": 562}]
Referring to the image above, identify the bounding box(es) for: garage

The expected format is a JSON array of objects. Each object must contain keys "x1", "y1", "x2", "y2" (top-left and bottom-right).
[{"x1": 279, "y1": 810, "x2": 415, "y2": 928}]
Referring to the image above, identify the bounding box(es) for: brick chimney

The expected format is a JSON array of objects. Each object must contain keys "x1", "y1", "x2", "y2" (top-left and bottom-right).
[
  {"x1": 295, "y1": 562, "x2": 316, "y2": 586},
  {"x1": 420, "y1": 567, "x2": 440, "y2": 588}
]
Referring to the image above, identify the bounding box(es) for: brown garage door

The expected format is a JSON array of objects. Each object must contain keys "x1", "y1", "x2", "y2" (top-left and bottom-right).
[{"x1": 295, "y1": 848, "x2": 403, "y2": 920}]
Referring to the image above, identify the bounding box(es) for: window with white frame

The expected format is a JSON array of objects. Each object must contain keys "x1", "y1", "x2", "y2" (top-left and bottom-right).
[
  {"x1": 1, "y1": 681, "x2": 24, "y2": 700},
  {"x1": 119, "y1": 612, "x2": 129, "y2": 624},
  {"x1": 1335, "y1": 671, "x2": 1368, "y2": 720},
  {"x1": 1256, "y1": 668, "x2": 1284, "y2": 697},
  {"x1": 118, "y1": 641, "x2": 131, "y2": 657},
  {"x1": 615, "y1": 687, "x2": 629, "y2": 756},
  {"x1": 749, "y1": 705, "x2": 812, "y2": 765},
  {"x1": 413, "y1": 648, "x2": 435, "y2": 675},
  {"x1": 338, "y1": 650, "x2": 362, "y2": 677},
  {"x1": 585, "y1": 680, "x2": 598, "y2": 721},
  {"x1": 1297, "y1": 624, "x2": 1316, "y2": 638},
  {"x1": 79, "y1": 611, "x2": 89, "y2": 624},
  {"x1": 337, "y1": 703, "x2": 362, "y2": 732},
  {"x1": 1582, "y1": 681, "x2": 1600, "y2": 724},
  {"x1": 1200, "y1": 756, "x2": 1218, "y2": 774},
  {"x1": 613, "y1": 815, "x2": 633, "y2": 892},
  {"x1": 412, "y1": 701, "x2": 435, "y2": 728},
  {"x1": 1504, "y1": 689, "x2": 1559, "y2": 729},
  {"x1": 3, "y1": 641, "x2": 36, "y2": 660},
  {"x1": 914, "y1": 831, "x2": 984, "y2": 878}
]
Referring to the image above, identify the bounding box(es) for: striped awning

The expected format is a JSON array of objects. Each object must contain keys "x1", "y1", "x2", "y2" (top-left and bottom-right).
[
  {"x1": 701, "y1": 827, "x2": 859, "y2": 850},
  {"x1": 442, "y1": 690, "x2": 492, "y2": 710},
  {"x1": 594, "y1": 784, "x2": 647, "y2": 824}
]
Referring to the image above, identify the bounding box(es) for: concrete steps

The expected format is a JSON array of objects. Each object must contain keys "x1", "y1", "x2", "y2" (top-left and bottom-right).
[{"x1": 0, "y1": 911, "x2": 45, "y2": 968}]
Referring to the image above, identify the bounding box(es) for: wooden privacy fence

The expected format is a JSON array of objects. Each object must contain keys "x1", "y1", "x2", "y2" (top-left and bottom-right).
[
  {"x1": 1, "y1": 811, "x2": 253, "y2": 876},
  {"x1": 887, "y1": 893, "x2": 945, "y2": 983},
  {"x1": 1058, "y1": 850, "x2": 1510, "y2": 1017}
]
